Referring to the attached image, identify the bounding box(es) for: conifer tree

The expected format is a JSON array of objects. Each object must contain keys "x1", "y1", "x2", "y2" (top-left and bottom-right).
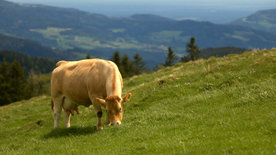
[
  {"x1": 111, "y1": 51, "x2": 121, "y2": 67},
  {"x1": 0, "y1": 61, "x2": 29, "y2": 105},
  {"x1": 181, "y1": 56, "x2": 190, "y2": 63},
  {"x1": 0, "y1": 61, "x2": 12, "y2": 105},
  {"x1": 86, "y1": 53, "x2": 91, "y2": 59},
  {"x1": 121, "y1": 54, "x2": 134, "y2": 77},
  {"x1": 110, "y1": 51, "x2": 145, "y2": 77},
  {"x1": 133, "y1": 53, "x2": 145, "y2": 75},
  {"x1": 185, "y1": 37, "x2": 201, "y2": 61},
  {"x1": 165, "y1": 47, "x2": 178, "y2": 66},
  {"x1": 9, "y1": 61, "x2": 29, "y2": 101}
]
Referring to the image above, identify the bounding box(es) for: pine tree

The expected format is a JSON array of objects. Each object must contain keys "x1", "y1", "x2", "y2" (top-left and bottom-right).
[
  {"x1": 133, "y1": 53, "x2": 145, "y2": 75},
  {"x1": 181, "y1": 56, "x2": 190, "y2": 63},
  {"x1": 110, "y1": 51, "x2": 144, "y2": 77},
  {"x1": 110, "y1": 51, "x2": 121, "y2": 67},
  {"x1": 86, "y1": 53, "x2": 91, "y2": 59},
  {"x1": 121, "y1": 54, "x2": 134, "y2": 77},
  {"x1": 9, "y1": 61, "x2": 29, "y2": 101},
  {"x1": 0, "y1": 61, "x2": 29, "y2": 105},
  {"x1": 165, "y1": 47, "x2": 178, "y2": 66},
  {"x1": 27, "y1": 70, "x2": 38, "y2": 97},
  {"x1": 185, "y1": 37, "x2": 201, "y2": 61},
  {"x1": 0, "y1": 61, "x2": 12, "y2": 105}
]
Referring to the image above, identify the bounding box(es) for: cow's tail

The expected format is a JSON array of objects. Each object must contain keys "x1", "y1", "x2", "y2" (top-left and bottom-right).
[
  {"x1": 51, "y1": 99, "x2": 54, "y2": 111},
  {"x1": 55, "y1": 60, "x2": 68, "y2": 67}
]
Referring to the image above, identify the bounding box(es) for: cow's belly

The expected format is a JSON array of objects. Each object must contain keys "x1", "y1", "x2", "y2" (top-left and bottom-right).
[
  {"x1": 64, "y1": 95, "x2": 92, "y2": 108},
  {"x1": 59, "y1": 85, "x2": 88, "y2": 107},
  {"x1": 67, "y1": 95, "x2": 91, "y2": 106}
]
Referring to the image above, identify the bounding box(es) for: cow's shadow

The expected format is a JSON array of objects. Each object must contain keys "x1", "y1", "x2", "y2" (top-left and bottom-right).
[{"x1": 43, "y1": 126, "x2": 97, "y2": 139}]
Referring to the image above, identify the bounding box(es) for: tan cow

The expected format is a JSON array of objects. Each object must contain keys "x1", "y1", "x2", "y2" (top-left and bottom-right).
[{"x1": 51, "y1": 59, "x2": 131, "y2": 130}]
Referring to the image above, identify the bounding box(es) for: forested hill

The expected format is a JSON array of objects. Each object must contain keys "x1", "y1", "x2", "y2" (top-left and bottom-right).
[
  {"x1": 230, "y1": 9, "x2": 276, "y2": 34},
  {"x1": 0, "y1": 33, "x2": 83, "y2": 60},
  {"x1": 0, "y1": 33, "x2": 58, "y2": 58},
  {"x1": 0, "y1": 51, "x2": 56, "y2": 74},
  {"x1": 1, "y1": 0, "x2": 276, "y2": 61}
]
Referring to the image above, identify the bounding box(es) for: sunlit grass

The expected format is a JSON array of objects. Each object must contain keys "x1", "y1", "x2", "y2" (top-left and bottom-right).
[{"x1": 0, "y1": 49, "x2": 276, "y2": 154}]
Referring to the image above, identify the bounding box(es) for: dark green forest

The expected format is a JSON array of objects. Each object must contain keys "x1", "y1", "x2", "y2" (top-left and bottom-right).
[
  {"x1": 0, "y1": 60, "x2": 51, "y2": 106},
  {"x1": 0, "y1": 50, "x2": 146, "y2": 106},
  {"x1": 0, "y1": 51, "x2": 56, "y2": 74},
  {"x1": 0, "y1": 51, "x2": 55, "y2": 106}
]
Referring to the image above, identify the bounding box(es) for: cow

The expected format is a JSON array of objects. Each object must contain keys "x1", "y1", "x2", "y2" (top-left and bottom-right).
[{"x1": 51, "y1": 59, "x2": 131, "y2": 130}]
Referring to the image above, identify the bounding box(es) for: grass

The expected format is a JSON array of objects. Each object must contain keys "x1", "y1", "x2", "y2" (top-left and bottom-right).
[{"x1": 0, "y1": 49, "x2": 276, "y2": 154}]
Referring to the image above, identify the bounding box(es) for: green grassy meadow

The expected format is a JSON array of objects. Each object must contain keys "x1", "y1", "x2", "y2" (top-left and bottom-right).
[{"x1": 0, "y1": 49, "x2": 276, "y2": 154}]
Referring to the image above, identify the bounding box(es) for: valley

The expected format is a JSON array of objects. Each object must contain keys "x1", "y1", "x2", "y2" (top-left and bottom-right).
[{"x1": 1, "y1": 0, "x2": 276, "y2": 66}]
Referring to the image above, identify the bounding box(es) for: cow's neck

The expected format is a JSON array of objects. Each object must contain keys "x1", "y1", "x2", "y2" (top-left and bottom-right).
[{"x1": 106, "y1": 71, "x2": 122, "y2": 98}]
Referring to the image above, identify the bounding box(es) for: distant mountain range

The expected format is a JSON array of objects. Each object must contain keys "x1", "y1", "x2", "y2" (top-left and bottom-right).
[
  {"x1": 0, "y1": 0, "x2": 276, "y2": 66},
  {"x1": 230, "y1": 9, "x2": 276, "y2": 34}
]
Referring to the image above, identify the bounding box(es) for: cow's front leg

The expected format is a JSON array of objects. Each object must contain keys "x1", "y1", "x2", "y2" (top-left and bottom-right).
[
  {"x1": 96, "y1": 110, "x2": 103, "y2": 130},
  {"x1": 91, "y1": 97, "x2": 103, "y2": 130},
  {"x1": 64, "y1": 111, "x2": 71, "y2": 128}
]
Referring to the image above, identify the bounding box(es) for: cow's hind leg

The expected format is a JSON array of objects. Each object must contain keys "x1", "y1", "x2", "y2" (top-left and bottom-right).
[
  {"x1": 91, "y1": 98, "x2": 103, "y2": 130},
  {"x1": 64, "y1": 111, "x2": 71, "y2": 128},
  {"x1": 63, "y1": 97, "x2": 72, "y2": 128},
  {"x1": 52, "y1": 96, "x2": 63, "y2": 129}
]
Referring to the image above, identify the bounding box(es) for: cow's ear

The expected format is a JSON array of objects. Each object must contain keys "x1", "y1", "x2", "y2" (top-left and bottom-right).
[
  {"x1": 96, "y1": 98, "x2": 106, "y2": 107},
  {"x1": 122, "y1": 93, "x2": 132, "y2": 103}
]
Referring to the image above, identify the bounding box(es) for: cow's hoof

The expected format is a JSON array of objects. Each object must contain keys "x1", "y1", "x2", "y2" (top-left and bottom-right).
[{"x1": 96, "y1": 126, "x2": 103, "y2": 130}]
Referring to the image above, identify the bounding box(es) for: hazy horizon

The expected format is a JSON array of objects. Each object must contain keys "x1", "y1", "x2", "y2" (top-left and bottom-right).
[{"x1": 6, "y1": 0, "x2": 276, "y2": 23}]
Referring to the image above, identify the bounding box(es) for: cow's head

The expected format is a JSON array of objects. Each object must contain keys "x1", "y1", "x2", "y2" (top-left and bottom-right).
[{"x1": 96, "y1": 93, "x2": 131, "y2": 126}]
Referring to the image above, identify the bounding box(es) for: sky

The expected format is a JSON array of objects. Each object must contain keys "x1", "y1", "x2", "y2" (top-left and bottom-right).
[
  {"x1": 7, "y1": 0, "x2": 276, "y2": 23},
  {"x1": 8, "y1": 0, "x2": 276, "y2": 5}
]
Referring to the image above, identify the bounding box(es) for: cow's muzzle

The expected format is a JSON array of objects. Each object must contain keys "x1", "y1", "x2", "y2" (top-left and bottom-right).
[{"x1": 110, "y1": 121, "x2": 121, "y2": 126}]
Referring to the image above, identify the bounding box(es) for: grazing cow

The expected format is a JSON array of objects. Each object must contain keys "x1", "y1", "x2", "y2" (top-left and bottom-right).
[{"x1": 51, "y1": 59, "x2": 131, "y2": 130}]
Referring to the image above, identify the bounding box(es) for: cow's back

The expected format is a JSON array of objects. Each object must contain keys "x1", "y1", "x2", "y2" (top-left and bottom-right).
[{"x1": 51, "y1": 59, "x2": 121, "y2": 105}]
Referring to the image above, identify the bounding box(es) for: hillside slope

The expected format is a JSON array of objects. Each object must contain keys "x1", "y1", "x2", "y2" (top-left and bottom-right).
[
  {"x1": 230, "y1": 9, "x2": 276, "y2": 34},
  {"x1": 0, "y1": 49, "x2": 275, "y2": 154},
  {"x1": 0, "y1": 51, "x2": 56, "y2": 74},
  {"x1": 1, "y1": 0, "x2": 276, "y2": 57},
  {"x1": 0, "y1": 33, "x2": 59, "y2": 58},
  {"x1": 0, "y1": 33, "x2": 81, "y2": 60}
]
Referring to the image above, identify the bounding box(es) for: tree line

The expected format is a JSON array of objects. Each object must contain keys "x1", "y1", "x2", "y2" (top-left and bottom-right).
[
  {"x1": 107, "y1": 37, "x2": 201, "y2": 77},
  {"x1": 165, "y1": 37, "x2": 201, "y2": 66},
  {"x1": 0, "y1": 61, "x2": 50, "y2": 106},
  {"x1": 110, "y1": 52, "x2": 145, "y2": 77},
  {"x1": 0, "y1": 37, "x2": 200, "y2": 105}
]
